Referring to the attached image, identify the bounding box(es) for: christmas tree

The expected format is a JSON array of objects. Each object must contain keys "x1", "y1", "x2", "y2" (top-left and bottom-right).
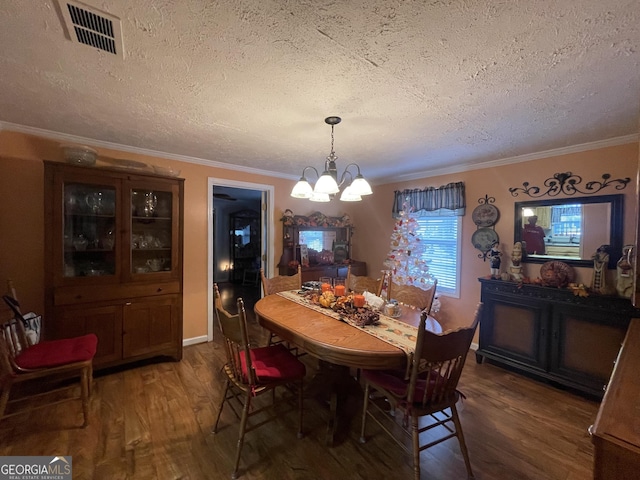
[{"x1": 384, "y1": 202, "x2": 433, "y2": 288}]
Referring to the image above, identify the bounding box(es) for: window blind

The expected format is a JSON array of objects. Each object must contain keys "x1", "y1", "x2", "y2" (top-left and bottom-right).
[{"x1": 414, "y1": 216, "x2": 461, "y2": 297}]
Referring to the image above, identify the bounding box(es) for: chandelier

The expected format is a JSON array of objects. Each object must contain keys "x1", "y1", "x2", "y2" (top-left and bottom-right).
[{"x1": 290, "y1": 116, "x2": 373, "y2": 202}]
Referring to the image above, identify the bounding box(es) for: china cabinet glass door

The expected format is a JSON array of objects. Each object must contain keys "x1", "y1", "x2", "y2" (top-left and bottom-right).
[
  {"x1": 63, "y1": 182, "x2": 117, "y2": 278},
  {"x1": 130, "y1": 187, "x2": 174, "y2": 275}
]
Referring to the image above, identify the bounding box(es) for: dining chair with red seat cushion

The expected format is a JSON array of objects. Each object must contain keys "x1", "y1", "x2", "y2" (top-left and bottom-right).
[
  {"x1": 241, "y1": 344, "x2": 306, "y2": 381},
  {"x1": 1, "y1": 293, "x2": 97, "y2": 427},
  {"x1": 359, "y1": 303, "x2": 482, "y2": 480},
  {"x1": 212, "y1": 284, "x2": 306, "y2": 479}
]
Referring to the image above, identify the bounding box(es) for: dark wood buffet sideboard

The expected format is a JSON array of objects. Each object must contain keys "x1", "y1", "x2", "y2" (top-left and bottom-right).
[{"x1": 476, "y1": 278, "x2": 637, "y2": 398}]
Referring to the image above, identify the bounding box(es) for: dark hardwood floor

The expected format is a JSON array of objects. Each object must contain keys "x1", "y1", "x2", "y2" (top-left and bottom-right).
[{"x1": 0, "y1": 285, "x2": 600, "y2": 479}]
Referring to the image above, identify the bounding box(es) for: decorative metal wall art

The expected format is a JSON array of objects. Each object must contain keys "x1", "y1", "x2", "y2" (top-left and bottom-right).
[
  {"x1": 509, "y1": 172, "x2": 631, "y2": 198},
  {"x1": 471, "y1": 195, "x2": 500, "y2": 261}
]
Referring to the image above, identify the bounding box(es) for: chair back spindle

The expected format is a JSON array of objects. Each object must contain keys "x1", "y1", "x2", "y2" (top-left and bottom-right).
[
  {"x1": 387, "y1": 276, "x2": 438, "y2": 313},
  {"x1": 346, "y1": 265, "x2": 386, "y2": 296},
  {"x1": 260, "y1": 265, "x2": 302, "y2": 295},
  {"x1": 258, "y1": 268, "x2": 304, "y2": 354}
]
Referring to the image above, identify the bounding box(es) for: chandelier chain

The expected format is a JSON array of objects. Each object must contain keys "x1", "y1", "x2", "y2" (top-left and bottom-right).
[{"x1": 330, "y1": 125, "x2": 335, "y2": 156}]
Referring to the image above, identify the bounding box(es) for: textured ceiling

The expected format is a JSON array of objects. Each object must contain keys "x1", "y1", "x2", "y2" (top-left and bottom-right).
[{"x1": 0, "y1": 0, "x2": 639, "y2": 183}]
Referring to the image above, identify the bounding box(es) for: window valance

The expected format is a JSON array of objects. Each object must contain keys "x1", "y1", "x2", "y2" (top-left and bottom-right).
[{"x1": 392, "y1": 182, "x2": 466, "y2": 218}]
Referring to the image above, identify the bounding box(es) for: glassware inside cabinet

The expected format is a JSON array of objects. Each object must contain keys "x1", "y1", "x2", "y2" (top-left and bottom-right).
[
  {"x1": 131, "y1": 189, "x2": 173, "y2": 274},
  {"x1": 63, "y1": 183, "x2": 117, "y2": 278}
]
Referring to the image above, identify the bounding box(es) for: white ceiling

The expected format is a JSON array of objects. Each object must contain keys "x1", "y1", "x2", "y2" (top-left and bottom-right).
[{"x1": 0, "y1": 0, "x2": 639, "y2": 183}]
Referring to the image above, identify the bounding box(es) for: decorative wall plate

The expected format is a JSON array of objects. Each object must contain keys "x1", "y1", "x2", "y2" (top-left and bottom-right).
[
  {"x1": 540, "y1": 260, "x2": 575, "y2": 288},
  {"x1": 472, "y1": 203, "x2": 499, "y2": 227},
  {"x1": 471, "y1": 228, "x2": 499, "y2": 252}
]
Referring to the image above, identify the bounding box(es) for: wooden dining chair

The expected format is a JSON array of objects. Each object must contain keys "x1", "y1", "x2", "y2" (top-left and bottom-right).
[
  {"x1": 359, "y1": 303, "x2": 482, "y2": 480},
  {"x1": 259, "y1": 265, "x2": 302, "y2": 295},
  {"x1": 1, "y1": 284, "x2": 98, "y2": 427},
  {"x1": 387, "y1": 276, "x2": 438, "y2": 313},
  {"x1": 260, "y1": 266, "x2": 303, "y2": 353},
  {"x1": 212, "y1": 285, "x2": 306, "y2": 479},
  {"x1": 346, "y1": 265, "x2": 386, "y2": 296}
]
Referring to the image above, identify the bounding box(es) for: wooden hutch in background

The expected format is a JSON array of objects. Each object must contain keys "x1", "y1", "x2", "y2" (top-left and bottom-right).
[
  {"x1": 278, "y1": 210, "x2": 366, "y2": 283},
  {"x1": 229, "y1": 209, "x2": 260, "y2": 283}
]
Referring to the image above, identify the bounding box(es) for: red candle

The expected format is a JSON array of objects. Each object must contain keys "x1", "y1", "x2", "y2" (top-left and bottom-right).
[
  {"x1": 334, "y1": 284, "x2": 346, "y2": 297},
  {"x1": 321, "y1": 282, "x2": 332, "y2": 293},
  {"x1": 353, "y1": 294, "x2": 365, "y2": 308}
]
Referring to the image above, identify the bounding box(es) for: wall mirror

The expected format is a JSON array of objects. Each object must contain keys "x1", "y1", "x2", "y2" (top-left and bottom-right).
[
  {"x1": 297, "y1": 226, "x2": 351, "y2": 263},
  {"x1": 298, "y1": 227, "x2": 341, "y2": 252},
  {"x1": 514, "y1": 194, "x2": 623, "y2": 268}
]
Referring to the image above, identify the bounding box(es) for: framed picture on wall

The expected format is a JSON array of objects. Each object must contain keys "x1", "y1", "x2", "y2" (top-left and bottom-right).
[{"x1": 300, "y1": 244, "x2": 309, "y2": 267}]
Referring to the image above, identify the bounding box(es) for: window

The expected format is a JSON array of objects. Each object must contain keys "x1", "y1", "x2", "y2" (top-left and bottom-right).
[
  {"x1": 413, "y1": 215, "x2": 461, "y2": 297},
  {"x1": 550, "y1": 204, "x2": 582, "y2": 243}
]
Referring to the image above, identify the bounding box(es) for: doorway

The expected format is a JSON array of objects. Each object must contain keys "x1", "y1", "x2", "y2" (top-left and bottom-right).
[{"x1": 207, "y1": 178, "x2": 274, "y2": 341}]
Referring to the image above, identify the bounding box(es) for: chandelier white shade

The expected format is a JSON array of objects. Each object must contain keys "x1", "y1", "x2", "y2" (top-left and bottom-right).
[
  {"x1": 290, "y1": 116, "x2": 372, "y2": 202},
  {"x1": 339, "y1": 184, "x2": 362, "y2": 201},
  {"x1": 290, "y1": 178, "x2": 313, "y2": 198}
]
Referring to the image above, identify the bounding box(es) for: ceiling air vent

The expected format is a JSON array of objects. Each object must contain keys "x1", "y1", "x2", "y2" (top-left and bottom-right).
[{"x1": 56, "y1": 0, "x2": 124, "y2": 58}]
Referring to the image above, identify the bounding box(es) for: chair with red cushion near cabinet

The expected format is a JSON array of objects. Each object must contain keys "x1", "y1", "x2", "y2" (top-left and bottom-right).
[{"x1": 1, "y1": 284, "x2": 97, "y2": 427}]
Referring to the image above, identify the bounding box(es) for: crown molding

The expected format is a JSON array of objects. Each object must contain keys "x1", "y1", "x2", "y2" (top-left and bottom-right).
[
  {"x1": 385, "y1": 134, "x2": 639, "y2": 184},
  {"x1": 2, "y1": 121, "x2": 636, "y2": 185},
  {"x1": 0, "y1": 121, "x2": 298, "y2": 181}
]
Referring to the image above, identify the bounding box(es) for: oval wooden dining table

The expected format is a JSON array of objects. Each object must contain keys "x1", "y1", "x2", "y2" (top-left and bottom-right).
[{"x1": 254, "y1": 292, "x2": 442, "y2": 445}]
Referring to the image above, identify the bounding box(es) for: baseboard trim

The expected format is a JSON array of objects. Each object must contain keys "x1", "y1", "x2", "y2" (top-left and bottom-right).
[{"x1": 183, "y1": 335, "x2": 209, "y2": 347}]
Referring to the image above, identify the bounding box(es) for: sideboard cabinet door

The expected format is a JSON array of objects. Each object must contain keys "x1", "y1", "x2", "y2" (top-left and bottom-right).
[
  {"x1": 549, "y1": 304, "x2": 627, "y2": 393},
  {"x1": 478, "y1": 292, "x2": 549, "y2": 372},
  {"x1": 123, "y1": 294, "x2": 182, "y2": 360},
  {"x1": 52, "y1": 303, "x2": 123, "y2": 365}
]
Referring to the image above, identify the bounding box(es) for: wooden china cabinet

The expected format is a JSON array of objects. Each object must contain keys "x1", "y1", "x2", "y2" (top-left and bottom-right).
[{"x1": 43, "y1": 161, "x2": 184, "y2": 368}]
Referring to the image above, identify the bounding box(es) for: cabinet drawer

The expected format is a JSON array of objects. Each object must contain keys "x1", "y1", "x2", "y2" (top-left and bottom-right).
[{"x1": 53, "y1": 281, "x2": 181, "y2": 305}]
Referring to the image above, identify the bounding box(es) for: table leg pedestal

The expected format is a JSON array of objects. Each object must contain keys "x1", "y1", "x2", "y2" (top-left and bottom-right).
[{"x1": 305, "y1": 360, "x2": 362, "y2": 446}]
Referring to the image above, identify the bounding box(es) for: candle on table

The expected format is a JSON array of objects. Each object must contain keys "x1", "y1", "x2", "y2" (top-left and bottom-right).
[
  {"x1": 334, "y1": 284, "x2": 346, "y2": 296},
  {"x1": 353, "y1": 294, "x2": 365, "y2": 308},
  {"x1": 320, "y1": 276, "x2": 333, "y2": 293}
]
